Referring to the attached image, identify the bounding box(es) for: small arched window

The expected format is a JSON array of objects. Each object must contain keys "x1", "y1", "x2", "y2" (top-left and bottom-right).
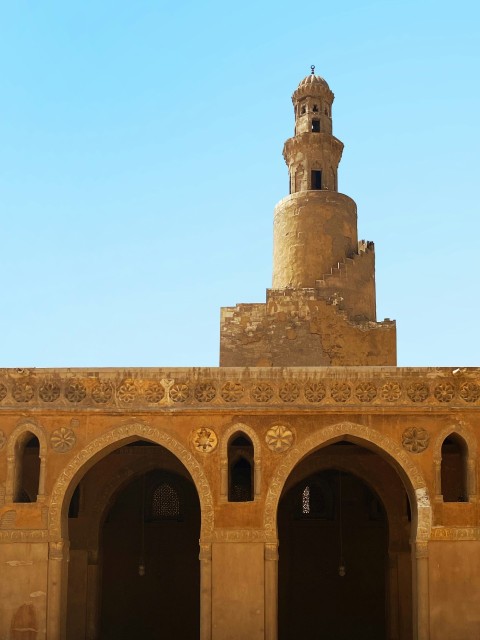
[
  {"x1": 13, "y1": 433, "x2": 40, "y2": 503},
  {"x1": 151, "y1": 482, "x2": 181, "y2": 520},
  {"x1": 441, "y1": 434, "x2": 468, "y2": 502},
  {"x1": 228, "y1": 434, "x2": 254, "y2": 502}
]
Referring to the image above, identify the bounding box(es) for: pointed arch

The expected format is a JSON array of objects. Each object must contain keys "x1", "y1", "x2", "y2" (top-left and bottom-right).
[
  {"x1": 264, "y1": 420, "x2": 431, "y2": 542},
  {"x1": 47, "y1": 421, "x2": 214, "y2": 640},
  {"x1": 48, "y1": 421, "x2": 214, "y2": 540},
  {"x1": 433, "y1": 423, "x2": 477, "y2": 500},
  {"x1": 432, "y1": 422, "x2": 477, "y2": 461},
  {"x1": 6, "y1": 421, "x2": 47, "y2": 503},
  {"x1": 263, "y1": 421, "x2": 432, "y2": 640},
  {"x1": 220, "y1": 422, "x2": 261, "y2": 499}
]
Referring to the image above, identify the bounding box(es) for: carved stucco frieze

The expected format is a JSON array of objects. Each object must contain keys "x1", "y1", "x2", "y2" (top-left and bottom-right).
[
  {"x1": 459, "y1": 381, "x2": 480, "y2": 403},
  {"x1": 212, "y1": 529, "x2": 267, "y2": 542},
  {"x1": 0, "y1": 371, "x2": 478, "y2": 408},
  {"x1": 39, "y1": 381, "x2": 61, "y2": 403},
  {"x1": 402, "y1": 427, "x2": 430, "y2": 454},
  {"x1": 221, "y1": 382, "x2": 244, "y2": 403},
  {"x1": 50, "y1": 428, "x2": 76, "y2": 453},
  {"x1": 251, "y1": 382, "x2": 274, "y2": 403},
  {"x1": 430, "y1": 527, "x2": 480, "y2": 541},
  {"x1": 0, "y1": 529, "x2": 48, "y2": 542},
  {"x1": 265, "y1": 425, "x2": 294, "y2": 453},
  {"x1": 192, "y1": 427, "x2": 218, "y2": 453},
  {"x1": 304, "y1": 381, "x2": 326, "y2": 402}
]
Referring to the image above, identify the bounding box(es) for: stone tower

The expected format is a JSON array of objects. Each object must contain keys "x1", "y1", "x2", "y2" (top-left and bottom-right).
[{"x1": 220, "y1": 69, "x2": 396, "y2": 366}]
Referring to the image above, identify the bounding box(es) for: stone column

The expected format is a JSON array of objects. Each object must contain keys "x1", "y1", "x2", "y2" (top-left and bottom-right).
[
  {"x1": 5, "y1": 454, "x2": 15, "y2": 502},
  {"x1": 200, "y1": 542, "x2": 212, "y2": 640},
  {"x1": 38, "y1": 454, "x2": 46, "y2": 500},
  {"x1": 254, "y1": 458, "x2": 261, "y2": 497},
  {"x1": 467, "y1": 458, "x2": 477, "y2": 498},
  {"x1": 388, "y1": 551, "x2": 400, "y2": 640},
  {"x1": 433, "y1": 460, "x2": 442, "y2": 500},
  {"x1": 85, "y1": 550, "x2": 101, "y2": 640},
  {"x1": 265, "y1": 542, "x2": 278, "y2": 640},
  {"x1": 46, "y1": 539, "x2": 69, "y2": 640},
  {"x1": 415, "y1": 541, "x2": 430, "y2": 640}
]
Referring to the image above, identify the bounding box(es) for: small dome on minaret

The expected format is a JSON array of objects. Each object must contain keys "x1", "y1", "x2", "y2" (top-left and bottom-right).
[{"x1": 293, "y1": 66, "x2": 334, "y2": 102}]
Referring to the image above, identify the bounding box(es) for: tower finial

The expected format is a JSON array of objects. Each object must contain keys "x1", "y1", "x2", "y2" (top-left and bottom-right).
[{"x1": 310, "y1": 65, "x2": 315, "y2": 75}]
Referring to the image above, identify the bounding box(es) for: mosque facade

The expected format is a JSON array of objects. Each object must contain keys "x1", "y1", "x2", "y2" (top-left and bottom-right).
[{"x1": 0, "y1": 70, "x2": 479, "y2": 640}]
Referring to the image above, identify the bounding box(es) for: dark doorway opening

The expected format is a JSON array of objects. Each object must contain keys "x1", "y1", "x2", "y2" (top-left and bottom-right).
[
  {"x1": 278, "y1": 468, "x2": 388, "y2": 640},
  {"x1": 99, "y1": 468, "x2": 200, "y2": 640}
]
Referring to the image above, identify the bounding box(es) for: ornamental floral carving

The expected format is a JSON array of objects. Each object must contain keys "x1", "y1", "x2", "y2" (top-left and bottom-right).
[
  {"x1": 304, "y1": 381, "x2": 326, "y2": 403},
  {"x1": 194, "y1": 383, "x2": 216, "y2": 403},
  {"x1": 459, "y1": 382, "x2": 480, "y2": 403},
  {"x1": 221, "y1": 382, "x2": 244, "y2": 403},
  {"x1": 0, "y1": 384, "x2": 7, "y2": 402},
  {"x1": 170, "y1": 383, "x2": 190, "y2": 403},
  {"x1": 355, "y1": 382, "x2": 377, "y2": 402},
  {"x1": 434, "y1": 382, "x2": 455, "y2": 403},
  {"x1": 50, "y1": 428, "x2": 76, "y2": 453},
  {"x1": 12, "y1": 382, "x2": 34, "y2": 403},
  {"x1": 265, "y1": 425, "x2": 294, "y2": 452},
  {"x1": 251, "y1": 383, "x2": 274, "y2": 403},
  {"x1": 92, "y1": 381, "x2": 113, "y2": 404},
  {"x1": 407, "y1": 383, "x2": 429, "y2": 403},
  {"x1": 65, "y1": 380, "x2": 86, "y2": 403},
  {"x1": 192, "y1": 427, "x2": 218, "y2": 453},
  {"x1": 279, "y1": 382, "x2": 300, "y2": 403},
  {"x1": 144, "y1": 382, "x2": 164, "y2": 404},
  {"x1": 331, "y1": 383, "x2": 351, "y2": 403},
  {"x1": 39, "y1": 381, "x2": 60, "y2": 403},
  {"x1": 0, "y1": 430, "x2": 6, "y2": 450},
  {"x1": 117, "y1": 380, "x2": 138, "y2": 403},
  {"x1": 402, "y1": 427, "x2": 430, "y2": 453},
  {"x1": 380, "y1": 382, "x2": 401, "y2": 402}
]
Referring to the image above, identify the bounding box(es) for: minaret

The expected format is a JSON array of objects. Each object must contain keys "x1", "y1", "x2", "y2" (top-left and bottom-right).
[{"x1": 220, "y1": 69, "x2": 396, "y2": 367}]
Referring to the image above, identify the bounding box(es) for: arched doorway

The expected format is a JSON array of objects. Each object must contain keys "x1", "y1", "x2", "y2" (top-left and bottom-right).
[
  {"x1": 277, "y1": 441, "x2": 413, "y2": 640},
  {"x1": 66, "y1": 439, "x2": 201, "y2": 640}
]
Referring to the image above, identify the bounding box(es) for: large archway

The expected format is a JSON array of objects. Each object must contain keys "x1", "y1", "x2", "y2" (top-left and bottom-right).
[
  {"x1": 278, "y1": 444, "x2": 410, "y2": 640},
  {"x1": 66, "y1": 441, "x2": 201, "y2": 639},
  {"x1": 47, "y1": 422, "x2": 214, "y2": 640},
  {"x1": 263, "y1": 422, "x2": 432, "y2": 640}
]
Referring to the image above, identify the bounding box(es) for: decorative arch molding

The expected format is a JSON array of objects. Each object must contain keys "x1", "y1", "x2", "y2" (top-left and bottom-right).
[
  {"x1": 5, "y1": 421, "x2": 47, "y2": 502},
  {"x1": 432, "y1": 423, "x2": 477, "y2": 500},
  {"x1": 263, "y1": 420, "x2": 432, "y2": 543},
  {"x1": 220, "y1": 422, "x2": 261, "y2": 499},
  {"x1": 48, "y1": 421, "x2": 214, "y2": 541}
]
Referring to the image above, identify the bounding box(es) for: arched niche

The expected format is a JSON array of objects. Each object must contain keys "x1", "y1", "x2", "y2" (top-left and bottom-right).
[
  {"x1": 6, "y1": 422, "x2": 47, "y2": 503},
  {"x1": 262, "y1": 421, "x2": 432, "y2": 640},
  {"x1": 433, "y1": 424, "x2": 477, "y2": 501},
  {"x1": 220, "y1": 422, "x2": 261, "y2": 500}
]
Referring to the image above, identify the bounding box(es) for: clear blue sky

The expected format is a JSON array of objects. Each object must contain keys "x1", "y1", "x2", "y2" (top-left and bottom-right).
[{"x1": 1, "y1": 1, "x2": 479, "y2": 367}]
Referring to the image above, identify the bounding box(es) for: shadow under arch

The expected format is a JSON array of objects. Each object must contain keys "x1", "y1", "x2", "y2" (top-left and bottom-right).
[
  {"x1": 47, "y1": 421, "x2": 214, "y2": 640},
  {"x1": 263, "y1": 421, "x2": 432, "y2": 640}
]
